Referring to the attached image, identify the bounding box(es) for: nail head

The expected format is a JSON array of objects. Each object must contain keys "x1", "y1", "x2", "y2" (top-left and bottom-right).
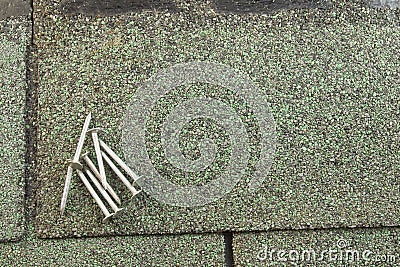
[
  {"x1": 87, "y1": 127, "x2": 103, "y2": 134},
  {"x1": 67, "y1": 160, "x2": 83, "y2": 170}
]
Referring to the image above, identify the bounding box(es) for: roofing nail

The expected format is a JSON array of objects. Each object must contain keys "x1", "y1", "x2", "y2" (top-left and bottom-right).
[
  {"x1": 60, "y1": 112, "x2": 91, "y2": 215},
  {"x1": 76, "y1": 169, "x2": 114, "y2": 222},
  {"x1": 99, "y1": 139, "x2": 141, "y2": 183},
  {"x1": 84, "y1": 167, "x2": 124, "y2": 215},
  {"x1": 66, "y1": 160, "x2": 83, "y2": 170},
  {"x1": 101, "y1": 151, "x2": 141, "y2": 197},
  {"x1": 87, "y1": 128, "x2": 108, "y2": 190},
  {"x1": 80, "y1": 152, "x2": 121, "y2": 205}
]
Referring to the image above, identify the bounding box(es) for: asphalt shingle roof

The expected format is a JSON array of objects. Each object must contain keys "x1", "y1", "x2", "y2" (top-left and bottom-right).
[
  {"x1": 33, "y1": 0, "x2": 400, "y2": 238},
  {"x1": 233, "y1": 227, "x2": 400, "y2": 266},
  {"x1": 0, "y1": 16, "x2": 30, "y2": 242},
  {"x1": 1, "y1": 0, "x2": 399, "y2": 266},
  {"x1": 0, "y1": 227, "x2": 225, "y2": 266}
]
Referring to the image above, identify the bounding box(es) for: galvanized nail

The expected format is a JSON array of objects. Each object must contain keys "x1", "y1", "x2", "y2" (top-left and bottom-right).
[
  {"x1": 101, "y1": 151, "x2": 141, "y2": 197},
  {"x1": 76, "y1": 169, "x2": 114, "y2": 222},
  {"x1": 80, "y1": 152, "x2": 121, "y2": 205},
  {"x1": 87, "y1": 128, "x2": 108, "y2": 190},
  {"x1": 99, "y1": 139, "x2": 141, "y2": 183},
  {"x1": 66, "y1": 160, "x2": 83, "y2": 170},
  {"x1": 84, "y1": 167, "x2": 124, "y2": 215},
  {"x1": 60, "y1": 112, "x2": 91, "y2": 215}
]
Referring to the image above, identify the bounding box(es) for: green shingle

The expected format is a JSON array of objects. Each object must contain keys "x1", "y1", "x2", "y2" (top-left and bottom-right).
[
  {"x1": 233, "y1": 228, "x2": 400, "y2": 266},
  {"x1": 34, "y1": 0, "x2": 400, "y2": 238},
  {"x1": 0, "y1": 226, "x2": 224, "y2": 266},
  {"x1": 0, "y1": 16, "x2": 30, "y2": 241}
]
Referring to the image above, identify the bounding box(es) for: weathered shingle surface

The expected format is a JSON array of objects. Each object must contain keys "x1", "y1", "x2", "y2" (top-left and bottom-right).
[
  {"x1": 233, "y1": 227, "x2": 400, "y2": 266},
  {"x1": 0, "y1": 16, "x2": 30, "y2": 242},
  {"x1": 0, "y1": 229, "x2": 225, "y2": 266},
  {"x1": 0, "y1": 0, "x2": 31, "y2": 20},
  {"x1": 33, "y1": 0, "x2": 400, "y2": 238},
  {"x1": 0, "y1": 0, "x2": 398, "y2": 265}
]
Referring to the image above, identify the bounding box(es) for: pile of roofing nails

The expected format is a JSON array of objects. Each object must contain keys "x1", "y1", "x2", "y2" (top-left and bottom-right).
[{"x1": 60, "y1": 112, "x2": 141, "y2": 222}]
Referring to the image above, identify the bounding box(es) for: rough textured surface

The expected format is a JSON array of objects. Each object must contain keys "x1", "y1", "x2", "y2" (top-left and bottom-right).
[
  {"x1": 33, "y1": 0, "x2": 400, "y2": 238},
  {"x1": 371, "y1": 0, "x2": 400, "y2": 8},
  {"x1": 211, "y1": 0, "x2": 331, "y2": 14},
  {"x1": 0, "y1": 0, "x2": 398, "y2": 265},
  {"x1": 0, "y1": 16, "x2": 30, "y2": 242},
  {"x1": 0, "y1": 0, "x2": 31, "y2": 20},
  {"x1": 0, "y1": 226, "x2": 224, "y2": 266},
  {"x1": 233, "y1": 227, "x2": 400, "y2": 266},
  {"x1": 58, "y1": 0, "x2": 182, "y2": 16}
]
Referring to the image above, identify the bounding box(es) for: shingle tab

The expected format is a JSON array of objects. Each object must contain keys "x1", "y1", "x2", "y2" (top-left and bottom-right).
[
  {"x1": 233, "y1": 228, "x2": 400, "y2": 266},
  {"x1": 0, "y1": 231, "x2": 225, "y2": 266},
  {"x1": 34, "y1": 0, "x2": 400, "y2": 238},
  {"x1": 0, "y1": 17, "x2": 29, "y2": 242}
]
